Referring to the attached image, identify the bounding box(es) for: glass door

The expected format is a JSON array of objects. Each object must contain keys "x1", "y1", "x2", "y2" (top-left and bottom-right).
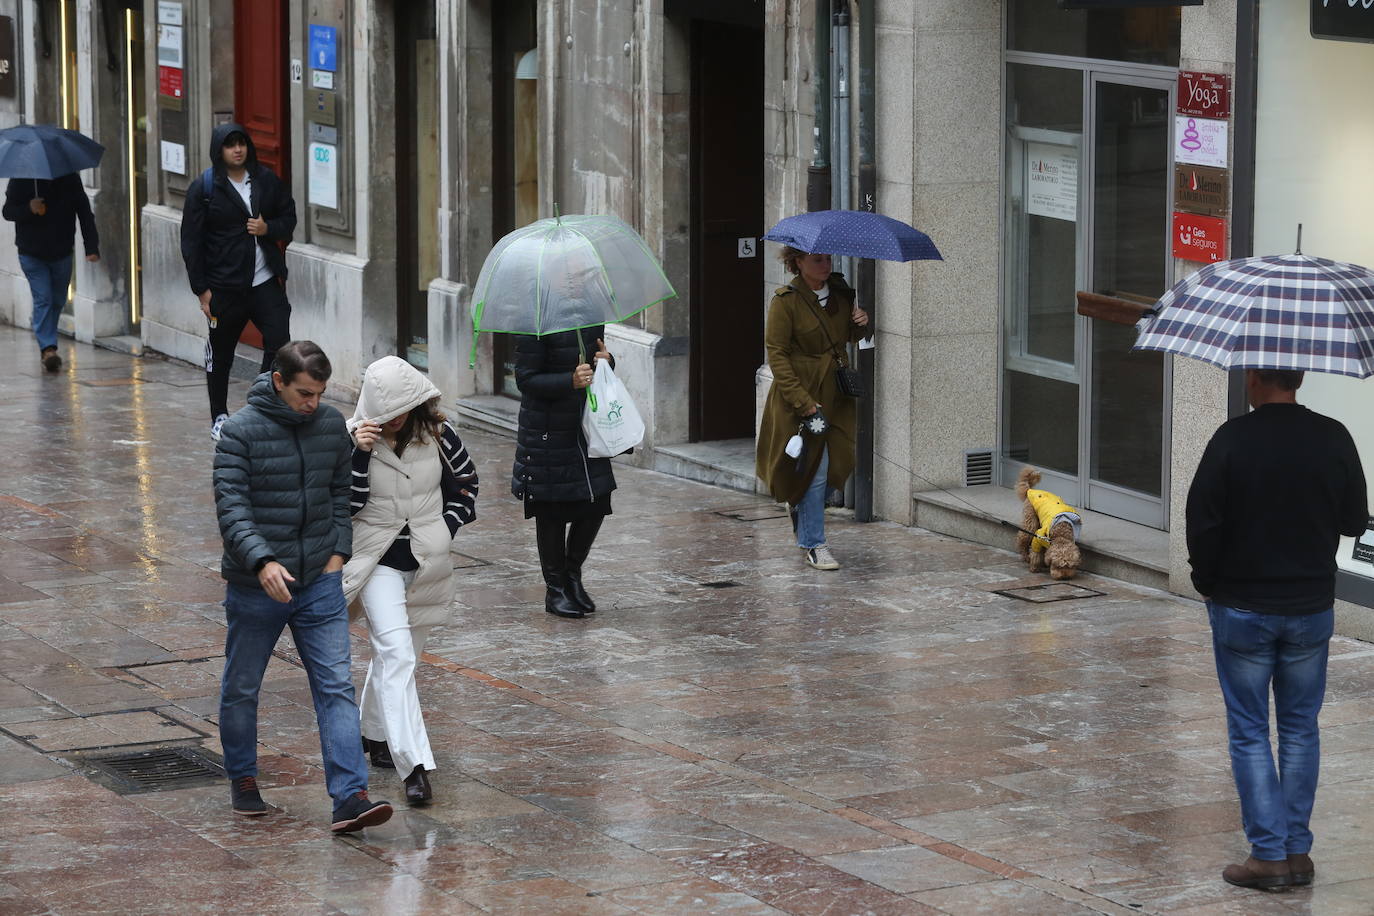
[
  {"x1": 1084, "y1": 75, "x2": 1172, "y2": 527},
  {"x1": 1002, "y1": 64, "x2": 1173, "y2": 528}
]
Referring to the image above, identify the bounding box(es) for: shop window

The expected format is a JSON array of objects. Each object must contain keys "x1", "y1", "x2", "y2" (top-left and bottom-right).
[{"x1": 1009, "y1": 0, "x2": 1181, "y2": 67}]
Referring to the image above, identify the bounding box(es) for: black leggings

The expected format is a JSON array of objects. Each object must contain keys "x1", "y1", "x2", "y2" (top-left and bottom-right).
[
  {"x1": 204, "y1": 280, "x2": 292, "y2": 420},
  {"x1": 534, "y1": 515, "x2": 605, "y2": 574}
]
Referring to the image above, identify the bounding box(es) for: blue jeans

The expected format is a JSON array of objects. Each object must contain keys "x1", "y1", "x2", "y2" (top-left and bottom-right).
[
  {"x1": 18, "y1": 253, "x2": 73, "y2": 351},
  {"x1": 794, "y1": 446, "x2": 829, "y2": 550},
  {"x1": 1208, "y1": 602, "x2": 1333, "y2": 861},
  {"x1": 221, "y1": 571, "x2": 368, "y2": 803}
]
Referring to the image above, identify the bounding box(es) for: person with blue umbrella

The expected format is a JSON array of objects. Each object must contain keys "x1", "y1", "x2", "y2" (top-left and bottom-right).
[{"x1": 0, "y1": 125, "x2": 104, "y2": 372}]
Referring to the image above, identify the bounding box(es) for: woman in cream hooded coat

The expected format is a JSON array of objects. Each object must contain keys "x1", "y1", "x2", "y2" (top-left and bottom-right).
[{"x1": 343, "y1": 356, "x2": 477, "y2": 804}]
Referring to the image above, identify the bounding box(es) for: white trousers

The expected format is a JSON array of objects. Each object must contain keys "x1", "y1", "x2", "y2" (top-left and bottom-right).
[{"x1": 358, "y1": 566, "x2": 435, "y2": 774}]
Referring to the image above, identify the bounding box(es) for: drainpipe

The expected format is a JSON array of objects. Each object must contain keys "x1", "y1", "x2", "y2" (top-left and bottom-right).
[
  {"x1": 854, "y1": 0, "x2": 875, "y2": 522},
  {"x1": 806, "y1": 0, "x2": 831, "y2": 212},
  {"x1": 830, "y1": 2, "x2": 850, "y2": 225}
]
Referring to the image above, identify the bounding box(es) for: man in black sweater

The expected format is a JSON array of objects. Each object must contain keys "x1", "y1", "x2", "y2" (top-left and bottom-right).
[
  {"x1": 1186, "y1": 369, "x2": 1367, "y2": 891},
  {"x1": 2, "y1": 173, "x2": 100, "y2": 372}
]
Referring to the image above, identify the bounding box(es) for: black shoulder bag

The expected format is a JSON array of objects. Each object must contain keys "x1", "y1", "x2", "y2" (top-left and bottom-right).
[{"x1": 803, "y1": 293, "x2": 865, "y2": 399}]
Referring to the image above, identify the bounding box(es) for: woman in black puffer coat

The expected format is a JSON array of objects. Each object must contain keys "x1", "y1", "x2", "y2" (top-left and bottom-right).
[{"x1": 511, "y1": 326, "x2": 616, "y2": 618}]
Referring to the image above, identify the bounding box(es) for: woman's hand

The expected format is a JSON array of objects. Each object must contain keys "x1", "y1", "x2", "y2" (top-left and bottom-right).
[
  {"x1": 852, "y1": 304, "x2": 870, "y2": 327},
  {"x1": 572, "y1": 363, "x2": 594, "y2": 389},
  {"x1": 802, "y1": 404, "x2": 819, "y2": 417},
  {"x1": 593, "y1": 338, "x2": 611, "y2": 362},
  {"x1": 354, "y1": 421, "x2": 382, "y2": 452}
]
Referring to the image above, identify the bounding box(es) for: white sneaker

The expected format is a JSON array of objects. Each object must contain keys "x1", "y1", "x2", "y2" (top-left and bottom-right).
[
  {"x1": 804, "y1": 545, "x2": 840, "y2": 570},
  {"x1": 210, "y1": 413, "x2": 229, "y2": 442}
]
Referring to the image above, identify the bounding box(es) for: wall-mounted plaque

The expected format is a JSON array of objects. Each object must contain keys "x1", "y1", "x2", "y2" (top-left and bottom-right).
[
  {"x1": 1173, "y1": 164, "x2": 1230, "y2": 217},
  {"x1": 1177, "y1": 71, "x2": 1231, "y2": 119}
]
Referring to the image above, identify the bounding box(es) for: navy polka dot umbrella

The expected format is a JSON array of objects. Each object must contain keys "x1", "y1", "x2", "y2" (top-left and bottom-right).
[{"x1": 763, "y1": 209, "x2": 942, "y2": 262}]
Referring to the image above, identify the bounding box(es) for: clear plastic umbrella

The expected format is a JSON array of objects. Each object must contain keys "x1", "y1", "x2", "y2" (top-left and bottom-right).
[{"x1": 472, "y1": 213, "x2": 676, "y2": 344}]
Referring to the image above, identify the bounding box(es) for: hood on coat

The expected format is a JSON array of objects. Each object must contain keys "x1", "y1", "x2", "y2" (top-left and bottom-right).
[
  {"x1": 349, "y1": 356, "x2": 443, "y2": 432},
  {"x1": 246, "y1": 371, "x2": 315, "y2": 426},
  {"x1": 209, "y1": 121, "x2": 260, "y2": 175}
]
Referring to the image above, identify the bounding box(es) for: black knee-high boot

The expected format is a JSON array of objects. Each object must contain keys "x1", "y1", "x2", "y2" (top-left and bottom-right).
[
  {"x1": 535, "y1": 517, "x2": 584, "y2": 618},
  {"x1": 564, "y1": 516, "x2": 604, "y2": 613}
]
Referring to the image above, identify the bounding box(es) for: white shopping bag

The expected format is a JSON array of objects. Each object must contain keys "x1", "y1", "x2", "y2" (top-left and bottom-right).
[{"x1": 581, "y1": 360, "x2": 645, "y2": 458}]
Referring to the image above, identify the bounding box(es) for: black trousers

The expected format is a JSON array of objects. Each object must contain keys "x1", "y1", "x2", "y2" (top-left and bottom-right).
[{"x1": 204, "y1": 280, "x2": 291, "y2": 420}]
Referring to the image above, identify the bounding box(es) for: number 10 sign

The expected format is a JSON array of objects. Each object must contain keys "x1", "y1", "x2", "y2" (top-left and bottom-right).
[{"x1": 308, "y1": 142, "x2": 338, "y2": 210}]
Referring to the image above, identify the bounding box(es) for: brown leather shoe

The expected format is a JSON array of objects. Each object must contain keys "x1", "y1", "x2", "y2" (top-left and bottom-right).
[
  {"x1": 1222, "y1": 856, "x2": 1292, "y2": 890},
  {"x1": 1287, "y1": 853, "x2": 1314, "y2": 887}
]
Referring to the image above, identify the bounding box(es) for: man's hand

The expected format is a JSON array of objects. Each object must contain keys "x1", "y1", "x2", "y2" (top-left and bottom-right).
[
  {"x1": 257, "y1": 561, "x2": 296, "y2": 603},
  {"x1": 199, "y1": 289, "x2": 213, "y2": 320},
  {"x1": 353, "y1": 422, "x2": 382, "y2": 452},
  {"x1": 593, "y1": 338, "x2": 611, "y2": 362},
  {"x1": 852, "y1": 304, "x2": 870, "y2": 327},
  {"x1": 323, "y1": 554, "x2": 345, "y2": 574},
  {"x1": 28, "y1": 198, "x2": 46, "y2": 216},
  {"x1": 86, "y1": 254, "x2": 99, "y2": 263},
  {"x1": 246, "y1": 216, "x2": 268, "y2": 236}
]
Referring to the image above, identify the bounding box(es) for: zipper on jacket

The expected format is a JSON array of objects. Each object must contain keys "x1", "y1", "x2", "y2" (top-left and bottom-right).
[
  {"x1": 294, "y1": 426, "x2": 306, "y2": 587},
  {"x1": 577, "y1": 427, "x2": 595, "y2": 502}
]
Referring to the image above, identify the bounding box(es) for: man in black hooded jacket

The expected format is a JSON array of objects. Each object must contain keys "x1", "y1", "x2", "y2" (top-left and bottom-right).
[{"x1": 181, "y1": 122, "x2": 297, "y2": 441}]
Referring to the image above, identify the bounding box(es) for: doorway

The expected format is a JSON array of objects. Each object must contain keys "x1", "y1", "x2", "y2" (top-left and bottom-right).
[
  {"x1": 491, "y1": 0, "x2": 538, "y2": 397},
  {"x1": 1002, "y1": 62, "x2": 1173, "y2": 528},
  {"x1": 395, "y1": 0, "x2": 439, "y2": 368},
  {"x1": 687, "y1": 10, "x2": 765, "y2": 441},
  {"x1": 233, "y1": 0, "x2": 289, "y2": 351}
]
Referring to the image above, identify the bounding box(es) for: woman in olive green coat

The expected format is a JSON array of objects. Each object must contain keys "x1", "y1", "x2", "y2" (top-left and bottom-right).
[{"x1": 756, "y1": 247, "x2": 869, "y2": 570}]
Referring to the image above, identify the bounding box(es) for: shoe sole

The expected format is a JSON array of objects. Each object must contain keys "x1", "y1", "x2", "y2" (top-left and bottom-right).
[
  {"x1": 331, "y1": 802, "x2": 393, "y2": 834},
  {"x1": 1223, "y1": 873, "x2": 1292, "y2": 890},
  {"x1": 1290, "y1": 873, "x2": 1313, "y2": 887},
  {"x1": 233, "y1": 806, "x2": 269, "y2": 817}
]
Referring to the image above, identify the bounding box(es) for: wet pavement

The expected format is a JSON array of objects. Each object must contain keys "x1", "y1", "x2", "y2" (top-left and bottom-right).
[{"x1": 1, "y1": 325, "x2": 1373, "y2": 915}]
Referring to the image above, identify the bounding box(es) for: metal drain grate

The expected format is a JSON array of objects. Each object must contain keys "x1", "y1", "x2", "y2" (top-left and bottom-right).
[
  {"x1": 714, "y1": 505, "x2": 790, "y2": 522},
  {"x1": 76, "y1": 745, "x2": 225, "y2": 795},
  {"x1": 995, "y1": 583, "x2": 1106, "y2": 603}
]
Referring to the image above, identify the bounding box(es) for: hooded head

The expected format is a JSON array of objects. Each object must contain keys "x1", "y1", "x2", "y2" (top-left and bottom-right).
[
  {"x1": 349, "y1": 356, "x2": 443, "y2": 433},
  {"x1": 210, "y1": 121, "x2": 259, "y2": 174}
]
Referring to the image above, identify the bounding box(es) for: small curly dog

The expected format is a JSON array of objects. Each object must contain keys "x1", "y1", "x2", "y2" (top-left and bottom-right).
[{"x1": 1015, "y1": 467, "x2": 1083, "y2": 580}]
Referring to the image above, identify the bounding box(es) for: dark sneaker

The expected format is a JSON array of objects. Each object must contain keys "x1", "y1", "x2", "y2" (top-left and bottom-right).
[
  {"x1": 41, "y1": 347, "x2": 61, "y2": 372},
  {"x1": 330, "y1": 791, "x2": 393, "y2": 834},
  {"x1": 230, "y1": 776, "x2": 268, "y2": 816}
]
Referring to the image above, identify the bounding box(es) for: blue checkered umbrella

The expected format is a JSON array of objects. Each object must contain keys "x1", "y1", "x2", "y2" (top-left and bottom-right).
[
  {"x1": 763, "y1": 209, "x2": 942, "y2": 262},
  {"x1": 1133, "y1": 254, "x2": 1374, "y2": 378}
]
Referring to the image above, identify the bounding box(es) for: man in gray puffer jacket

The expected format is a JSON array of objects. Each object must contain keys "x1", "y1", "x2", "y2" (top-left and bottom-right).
[{"x1": 212, "y1": 340, "x2": 392, "y2": 833}]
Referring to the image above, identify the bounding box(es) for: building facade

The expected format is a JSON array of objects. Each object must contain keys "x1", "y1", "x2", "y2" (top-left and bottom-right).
[{"x1": 2, "y1": 0, "x2": 1372, "y2": 635}]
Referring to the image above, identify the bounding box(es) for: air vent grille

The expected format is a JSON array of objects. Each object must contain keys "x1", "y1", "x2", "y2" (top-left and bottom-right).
[{"x1": 963, "y1": 449, "x2": 994, "y2": 487}]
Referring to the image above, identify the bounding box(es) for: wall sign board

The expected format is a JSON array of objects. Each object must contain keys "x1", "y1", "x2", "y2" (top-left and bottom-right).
[
  {"x1": 308, "y1": 142, "x2": 339, "y2": 210},
  {"x1": 1174, "y1": 164, "x2": 1230, "y2": 217},
  {"x1": 308, "y1": 25, "x2": 338, "y2": 72},
  {"x1": 0, "y1": 17, "x2": 14, "y2": 100},
  {"x1": 1177, "y1": 71, "x2": 1231, "y2": 119},
  {"x1": 1026, "y1": 143, "x2": 1079, "y2": 222},
  {"x1": 1174, "y1": 116, "x2": 1229, "y2": 168},
  {"x1": 1312, "y1": 0, "x2": 1374, "y2": 43},
  {"x1": 1172, "y1": 212, "x2": 1228, "y2": 263},
  {"x1": 158, "y1": 66, "x2": 183, "y2": 99}
]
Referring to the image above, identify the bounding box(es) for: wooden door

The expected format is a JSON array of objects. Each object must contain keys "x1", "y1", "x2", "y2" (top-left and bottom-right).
[
  {"x1": 689, "y1": 19, "x2": 765, "y2": 441},
  {"x1": 232, "y1": 0, "x2": 289, "y2": 348}
]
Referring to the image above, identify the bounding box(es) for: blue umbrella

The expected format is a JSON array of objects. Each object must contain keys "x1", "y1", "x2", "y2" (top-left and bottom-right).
[
  {"x1": 763, "y1": 209, "x2": 942, "y2": 262},
  {"x1": 0, "y1": 124, "x2": 105, "y2": 180}
]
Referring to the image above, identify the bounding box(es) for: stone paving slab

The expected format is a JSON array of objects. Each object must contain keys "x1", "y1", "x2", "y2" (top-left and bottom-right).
[{"x1": 0, "y1": 326, "x2": 1372, "y2": 915}]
